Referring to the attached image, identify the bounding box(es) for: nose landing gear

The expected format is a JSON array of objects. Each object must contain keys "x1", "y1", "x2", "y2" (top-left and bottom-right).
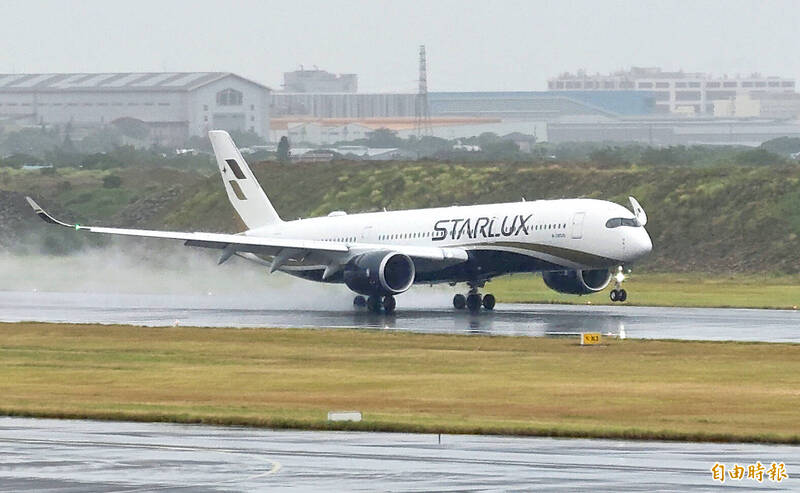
[
  {"x1": 609, "y1": 266, "x2": 628, "y2": 302},
  {"x1": 453, "y1": 283, "x2": 496, "y2": 311}
]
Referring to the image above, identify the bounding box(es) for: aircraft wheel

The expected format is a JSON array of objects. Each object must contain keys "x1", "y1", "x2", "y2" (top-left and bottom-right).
[
  {"x1": 367, "y1": 296, "x2": 381, "y2": 313},
  {"x1": 383, "y1": 295, "x2": 396, "y2": 314},
  {"x1": 466, "y1": 293, "x2": 482, "y2": 312},
  {"x1": 353, "y1": 295, "x2": 366, "y2": 308},
  {"x1": 453, "y1": 294, "x2": 466, "y2": 309},
  {"x1": 482, "y1": 293, "x2": 496, "y2": 310},
  {"x1": 619, "y1": 289, "x2": 627, "y2": 302},
  {"x1": 610, "y1": 289, "x2": 619, "y2": 302}
]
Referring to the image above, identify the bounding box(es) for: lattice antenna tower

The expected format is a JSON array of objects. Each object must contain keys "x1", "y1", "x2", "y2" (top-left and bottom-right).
[{"x1": 415, "y1": 44, "x2": 432, "y2": 138}]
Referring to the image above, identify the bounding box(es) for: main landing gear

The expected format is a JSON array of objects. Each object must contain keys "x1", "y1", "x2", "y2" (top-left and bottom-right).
[
  {"x1": 354, "y1": 295, "x2": 396, "y2": 314},
  {"x1": 453, "y1": 283, "x2": 495, "y2": 312},
  {"x1": 609, "y1": 266, "x2": 628, "y2": 302}
]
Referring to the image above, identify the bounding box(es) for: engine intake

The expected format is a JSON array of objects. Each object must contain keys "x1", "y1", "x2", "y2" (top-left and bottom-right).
[
  {"x1": 542, "y1": 269, "x2": 611, "y2": 295},
  {"x1": 343, "y1": 251, "x2": 415, "y2": 296}
]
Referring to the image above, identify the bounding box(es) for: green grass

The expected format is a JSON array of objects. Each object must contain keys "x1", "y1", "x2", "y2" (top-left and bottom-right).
[
  {"x1": 490, "y1": 273, "x2": 800, "y2": 309},
  {"x1": 57, "y1": 187, "x2": 137, "y2": 220},
  {"x1": 1, "y1": 322, "x2": 798, "y2": 443}
]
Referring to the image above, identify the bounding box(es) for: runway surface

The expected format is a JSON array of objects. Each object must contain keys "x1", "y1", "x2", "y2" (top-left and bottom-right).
[
  {"x1": 1, "y1": 417, "x2": 797, "y2": 492},
  {"x1": 1, "y1": 290, "x2": 799, "y2": 342}
]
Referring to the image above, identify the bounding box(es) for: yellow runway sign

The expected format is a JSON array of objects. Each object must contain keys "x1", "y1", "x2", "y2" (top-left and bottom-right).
[{"x1": 581, "y1": 333, "x2": 601, "y2": 345}]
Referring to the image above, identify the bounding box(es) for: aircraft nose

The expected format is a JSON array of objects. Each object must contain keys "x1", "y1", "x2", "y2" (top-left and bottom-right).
[{"x1": 626, "y1": 228, "x2": 652, "y2": 261}]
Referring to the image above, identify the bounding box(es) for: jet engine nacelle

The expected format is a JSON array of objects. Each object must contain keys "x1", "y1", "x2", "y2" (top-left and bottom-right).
[
  {"x1": 343, "y1": 251, "x2": 416, "y2": 296},
  {"x1": 542, "y1": 269, "x2": 612, "y2": 295}
]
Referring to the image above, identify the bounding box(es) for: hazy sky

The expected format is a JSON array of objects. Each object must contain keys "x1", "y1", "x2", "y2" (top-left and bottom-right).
[{"x1": 1, "y1": 0, "x2": 798, "y2": 92}]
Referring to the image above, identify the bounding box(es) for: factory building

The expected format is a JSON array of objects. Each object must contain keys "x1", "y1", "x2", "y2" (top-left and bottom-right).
[
  {"x1": 549, "y1": 67, "x2": 796, "y2": 115},
  {"x1": 272, "y1": 92, "x2": 417, "y2": 118},
  {"x1": 0, "y1": 72, "x2": 271, "y2": 145},
  {"x1": 282, "y1": 68, "x2": 357, "y2": 93},
  {"x1": 271, "y1": 91, "x2": 653, "y2": 120},
  {"x1": 429, "y1": 91, "x2": 654, "y2": 118}
]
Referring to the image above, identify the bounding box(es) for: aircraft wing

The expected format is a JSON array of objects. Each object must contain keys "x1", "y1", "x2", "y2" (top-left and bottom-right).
[{"x1": 26, "y1": 197, "x2": 467, "y2": 268}]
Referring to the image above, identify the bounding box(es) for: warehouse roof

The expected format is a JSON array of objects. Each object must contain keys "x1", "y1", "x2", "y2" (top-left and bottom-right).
[{"x1": 0, "y1": 72, "x2": 270, "y2": 92}]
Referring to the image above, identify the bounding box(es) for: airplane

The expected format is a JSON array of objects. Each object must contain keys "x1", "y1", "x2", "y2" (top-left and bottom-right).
[{"x1": 27, "y1": 130, "x2": 652, "y2": 314}]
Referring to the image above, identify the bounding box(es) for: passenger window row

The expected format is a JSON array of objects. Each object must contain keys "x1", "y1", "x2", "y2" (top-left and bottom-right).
[
  {"x1": 536, "y1": 223, "x2": 566, "y2": 230},
  {"x1": 322, "y1": 237, "x2": 356, "y2": 243},
  {"x1": 379, "y1": 232, "x2": 433, "y2": 240}
]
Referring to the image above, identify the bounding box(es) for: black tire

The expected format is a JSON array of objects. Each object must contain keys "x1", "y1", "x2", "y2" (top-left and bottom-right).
[
  {"x1": 610, "y1": 289, "x2": 619, "y2": 302},
  {"x1": 466, "y1": 293, "x2": 482, "y2": 312},
  {"x1": 619, "y1": 289, "x2": 627, "y2": 302},
  {"x1": 453, "y1": 294, "x2": 466, "y2": 309},
  {"x1": 367, "y1": 296, "x2": 381, "y2": 313},
  {"x1": 383, "y1": 295, "x2": 396, "y2": 314},
  {"x1": 353, "y1": 295, "x2": 366, "y2": 307},
  {"x1": 482, "y1": 293, "x2": 496, "y2": 310}
]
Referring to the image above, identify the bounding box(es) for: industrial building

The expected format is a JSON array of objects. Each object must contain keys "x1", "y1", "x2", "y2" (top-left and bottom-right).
[
  {"x1": 270, "y1": 117, "x2": 543, "y2": 145},
  {"x1": 0, "y1": 72, "x2": 271, "y2": 145},
  {"x1": 269, "y1": 64, "x2": 800, "y2": 147},
  {"x1": 282, "y1": 67, "x2": 357, "y2": 93},
  {"x1": 272, "y1": 92, "x2": 417, "y2": 118},
  {"x1": 713, "y1": 92, "x2": 800, "y2": 119},
  {"x1": 549, "y1": 67, "x2": 796, "y2": 115},
  {"x1": 429, "y1": 91, "x2": 654, "y2": 118},
  {"x1": 547, "y1": 118, "x2": 800, "y2": 147},
  {"x1": 270, "y1": 90, "x2": 653, "y2": 120}
]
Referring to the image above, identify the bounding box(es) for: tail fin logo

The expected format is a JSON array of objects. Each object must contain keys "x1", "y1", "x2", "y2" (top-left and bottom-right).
[{"x1": 209, "y1": 130, "x2": 282, "y2": 228}]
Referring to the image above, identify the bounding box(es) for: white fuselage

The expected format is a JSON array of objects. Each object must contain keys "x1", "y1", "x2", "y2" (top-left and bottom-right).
[{"x1": 244, "y1": 198, "x2": 652, "y2": 282}]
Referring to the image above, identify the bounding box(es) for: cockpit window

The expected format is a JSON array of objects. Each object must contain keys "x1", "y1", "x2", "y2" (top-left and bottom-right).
[{"x1": 605, "y1": 217, "x2": 640, "y2": 228}]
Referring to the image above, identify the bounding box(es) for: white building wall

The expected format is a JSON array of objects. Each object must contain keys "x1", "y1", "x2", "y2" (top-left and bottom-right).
[
  {"x1": 0, "y1": 91, "x2": 187, "y2": 124},
  {"x1": 187, "y1": 76, "x2": 270, "y2": 139},
  {"x1": 550, "y1": 70, "x2": 796, "y2": 116},
  {"x1": 0, "y1": 74, "x2": 271, "y2": 143}
]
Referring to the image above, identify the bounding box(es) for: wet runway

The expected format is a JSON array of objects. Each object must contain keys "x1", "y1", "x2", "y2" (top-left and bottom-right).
[
  {"x1": 1, "y1": 290, "x2": 799, "y2": 342},
  {"x1": 1, "y1": 417, "x2": 797, "y2": 491}
]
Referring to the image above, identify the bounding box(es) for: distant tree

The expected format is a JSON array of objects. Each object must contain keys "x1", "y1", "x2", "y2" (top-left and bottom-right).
[
  {"x1": 277, "y1": 136, "x2": 290, "y2": 163},
  {"x1": 82, "y1": 152, "x2": 123, "y2": 170},
  {"x1": 589, "y1": 147, "x2": 632, "y2": 168},
  {"x1": 761, "y1": 136, "x2": 800, "y2": 156},
  {"x1": 112, "y1": 117, "x2": 150, "y2": 140},
  {"x1": 228, "y1": 130, "x2": 266, "y2": 147},
  {"x1": 1, "y1": 128, "x2": 61, "y2": 156},
  {"x1": 56, "y1": 180, "x2": 72, "y2": 193},
  {"x1": 476, "y1": 132, "x2": 501, "y2": 148},
  {"x1": 412, "y1": 135, "x2": 451, "y2": 158},
  {"x1": 734, "y1": 147, "x2": 786, "y2": 166},
  {"x1": 61, "y1": 133, "x2": 77, "y2": 153},
  {"x1": 77, "y1": 126, "x2": 123, "y2": 154},
  {"x1": 366, "y1": 128, "x2": 403, "y2": 148},
  {"x1": 1, "y1": 153, "x2": 42, "y2": 168},
  {"x1": 102, "y1": 174, "x2": 122, "y2": 188},
  {"x1": 481, "y1": 140, "x2": 520, "y2": 160}
]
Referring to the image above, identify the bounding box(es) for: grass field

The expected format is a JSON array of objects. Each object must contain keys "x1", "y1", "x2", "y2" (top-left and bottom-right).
[
  {"x1": 1, "y1": 322, "x2": 798, "y2": 443},
  {"x1": 490, "y1": 273, "x2": 800, "y2": 309}
]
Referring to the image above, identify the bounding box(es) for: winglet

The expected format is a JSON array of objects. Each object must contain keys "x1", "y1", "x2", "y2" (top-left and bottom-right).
[
  {"x1": 25, "y1": 196, "x2": 80, "y2": 229},
  {"x1": 628, "y1": 196, "x2": 648, "y2": 226}
]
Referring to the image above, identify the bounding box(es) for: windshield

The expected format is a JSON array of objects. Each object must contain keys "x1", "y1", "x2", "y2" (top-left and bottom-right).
[{"x1": 605, "y1": 217, "x2": 640, "y2": 228}]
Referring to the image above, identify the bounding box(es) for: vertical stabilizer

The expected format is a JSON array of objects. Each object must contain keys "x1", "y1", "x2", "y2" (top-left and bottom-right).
[{"x1": 208, "y1": 130, "x2": 282, "y2": 229}]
